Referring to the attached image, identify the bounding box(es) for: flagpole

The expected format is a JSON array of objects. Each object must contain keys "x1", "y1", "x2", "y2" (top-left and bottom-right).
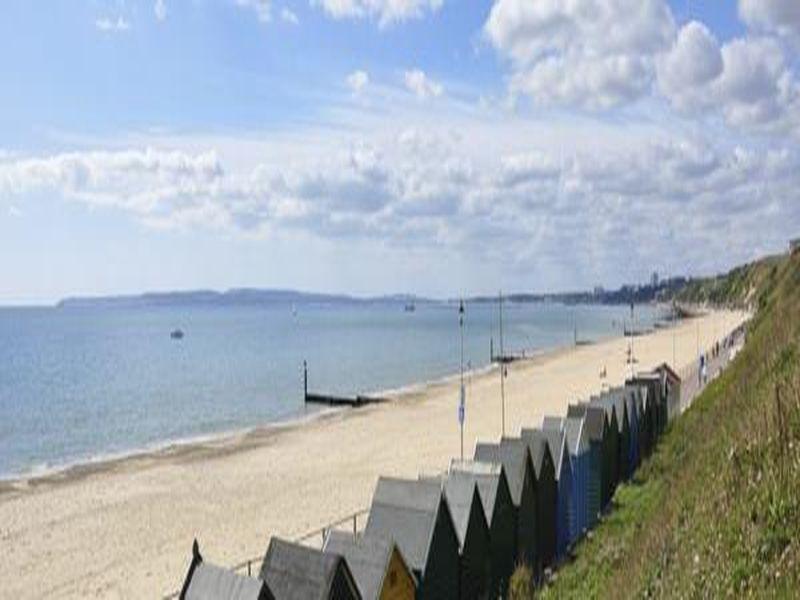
[
  {"x1": 459, "y1": 299, "x2": 465, "y2": 461},
  {"x1": 499, "y1": 291, "x2": 505, "y2": 438}
]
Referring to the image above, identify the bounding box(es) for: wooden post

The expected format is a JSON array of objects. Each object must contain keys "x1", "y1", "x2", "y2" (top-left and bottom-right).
[{"x1": 303, "y1": 360, "x2": 308, "y2": 402}]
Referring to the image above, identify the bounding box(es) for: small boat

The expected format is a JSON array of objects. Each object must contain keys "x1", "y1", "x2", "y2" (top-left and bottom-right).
[
  {"x1": 170, "y1": 329, "x2": 184, "y2": 340},
  {"x1": 404, "y1": 302, "x2": 416, "y2": 312}
]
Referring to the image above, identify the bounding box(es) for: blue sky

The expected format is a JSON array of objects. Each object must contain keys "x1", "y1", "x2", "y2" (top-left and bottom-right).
[{"x1": 1, "y1": 0, "x2": 799, "y2": 304}]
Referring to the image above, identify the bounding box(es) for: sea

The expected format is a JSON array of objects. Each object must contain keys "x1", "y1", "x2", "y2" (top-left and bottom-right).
[{"x1": 0, "y1": 301, "x2": 662, "y2": 479}]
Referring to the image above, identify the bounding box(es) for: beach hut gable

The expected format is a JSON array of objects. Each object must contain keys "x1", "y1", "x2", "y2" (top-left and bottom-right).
[
  {"x1": 259, "y1": 538, "x2": 359, "y2": 600},
  {"x1": 181, "y1": 541, "x2": 274, "y2": 600}
]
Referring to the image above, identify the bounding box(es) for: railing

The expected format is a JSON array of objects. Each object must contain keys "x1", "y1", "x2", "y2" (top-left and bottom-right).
[{"x1": 162, "y1": 508, "x2": 369, "y2": 599}]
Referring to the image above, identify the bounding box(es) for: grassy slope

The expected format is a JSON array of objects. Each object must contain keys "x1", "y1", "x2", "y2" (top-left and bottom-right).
[
  {"x1": 674, "y1": 254, "x2": 784, "y2": 309},
  {"x1": 536, "y1": 252, "x2": 800, "y2": 598}
]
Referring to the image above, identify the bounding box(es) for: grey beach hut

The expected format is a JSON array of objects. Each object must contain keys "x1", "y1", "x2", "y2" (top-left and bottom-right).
[
  {"x1": 364, "y1": 477, "x2": 461, "y2": 599},
  {"x1": 518, "y1": 429, "x2": 557, "y2": 570},
  {"x1": 323, "y1": 531, "x2": 416, "y2": 600},
  {"x1": 259, "y1": 537, "x2": 361, "y2": 600},
  {"x1": 180, "y1": 540, "x2": 274, "y2": 600},
  {"x1": 474, "y1": 438, "x2": 539, "y2": 577}
]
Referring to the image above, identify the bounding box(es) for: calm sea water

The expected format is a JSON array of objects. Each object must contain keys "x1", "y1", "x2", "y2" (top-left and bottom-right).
[{"x1": 0, "y1": 301, "x2": 660, "y2": 479}]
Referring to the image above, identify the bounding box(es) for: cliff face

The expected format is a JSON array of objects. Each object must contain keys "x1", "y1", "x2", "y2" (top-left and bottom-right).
[{"x1": 671, "y1": 254, "x2": 786, "y2": 310}]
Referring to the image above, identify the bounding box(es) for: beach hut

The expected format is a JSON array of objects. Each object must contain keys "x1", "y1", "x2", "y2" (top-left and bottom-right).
[
  {"x1": 259, "y1": 537, "x2": 360, "y2": 600},
  {"x1": 567, "y1": 404, "x2": 606, "y2": 528},
  {"x1": 364, "y1": 477, "x2": 460, "y2": 599},
  {"x1": 424, "y1": 474, "x2": 491, "y2": 600},
  {"x1": 654, "y1": 363, "x2": 682, "y2": 422},
  {"x1": 180, "y1": 540, "x2": 274, "y2": 600},
  {"x1": 518, "y1": 429, "x2": 557, "y2": 569},
  {"x1": 323, "y1": 531, "x2": 416, "y2": 600},
  {"x1": 562, "y1": 416, "x2": 590, "y2": 541},
  {"x1": 622, "y1": 386, "x2": 642, "y2": 472},
  {"x1": 590, "y1": 395, "x2": 619, "y2": 506},
  {"x1": 605, "y1": 390, "x2": 632, "y2": 482},
  {"x1": 628, "y1": 373, "x2": 666, "y2": 439},
  {"x1": 527, "y1": 427, "x2": 572, "y2": 560},
  {"x1": 449, "y1": 460, "x2": 516, "y2": 599},
  {"x1": 474, "y1": 438, "x2": 539, "y2": 577}
]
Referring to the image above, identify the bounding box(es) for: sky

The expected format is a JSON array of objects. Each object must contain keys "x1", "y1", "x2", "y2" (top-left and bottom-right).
[{"x1": 1, "y1": 0, "x2": 799, "y2": 304}]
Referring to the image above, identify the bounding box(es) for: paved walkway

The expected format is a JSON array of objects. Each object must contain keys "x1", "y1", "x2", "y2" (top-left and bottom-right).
[{"x1": 678, "y1": 324, "x2": 746, "y2": 414}]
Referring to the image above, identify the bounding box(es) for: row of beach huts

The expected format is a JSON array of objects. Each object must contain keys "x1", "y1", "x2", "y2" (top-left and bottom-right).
[{"x1": 178, "y1": 364, "x2": 683, "y2": 600}]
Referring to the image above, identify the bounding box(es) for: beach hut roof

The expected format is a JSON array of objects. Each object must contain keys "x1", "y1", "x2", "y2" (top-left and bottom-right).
[
  {"x1": 449, "y1": 459, "x2": 505, "y2": 525},
  {"x1": 655, "y1": 362, "x2": 681, "y2": 383},
  {"x1": 517, "y1": 429, "x2": 552, "y2": 479},
  {"x1": 542, "y1": 416, "x2": 564, "y2": 431},
  {"x1": 323, "y1": 531, "x2": 414, "y2": 600},
  {"x1": 181, "y1": 541, "x2": 273, "y2": 600},
  {"x1": 474, "y1": 439, "x2": 530, "y2": 506},
  {"x1": 602, "y1": 390, "x2": 628, "y2": 431},
  {"x1": 259, "y1": 538, "x2": 357, "y2": 600},
  {"x1": 535, "y1": 428, "x2": 569, "y2": 477},
  {"x1": 567, "y1": 403, "x2": 606, "y2": 441},
  {"x1": 438, "y1": 476, "x2": 486, "y2": 550},
  {"x1": 563, "y1": 416, "x2": 589, "y2": 455},
  {"x1": 185, "y1": 563, "x2": 272, "y2": 600},
  {"x1": 634, "y1": 372, "x2": 662, "y2": 381},
  {"x1": 365, "y1": 477, "x2": 449, "y2": 574}
]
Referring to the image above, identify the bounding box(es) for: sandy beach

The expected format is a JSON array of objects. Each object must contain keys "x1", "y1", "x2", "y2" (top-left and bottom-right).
[{"x1": 0, "y1": 308, "x2": 747, "y2": 599}]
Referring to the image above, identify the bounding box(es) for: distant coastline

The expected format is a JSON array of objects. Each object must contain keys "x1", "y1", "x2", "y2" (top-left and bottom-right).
[
  {"x1": 56, "y1": 288, "x2": 434, "y2": 309},
  {"x1": 55, "y1": 276, "x2": 690, "y2": 309}
]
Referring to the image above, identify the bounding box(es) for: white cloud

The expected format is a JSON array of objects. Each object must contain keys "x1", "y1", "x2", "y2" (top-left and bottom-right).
[
  {"x1": 739, "y1": 0, "x2": 800, "y2": 40},
  {"x1": 404, "y1": 69, "x2": 443, "y2": 99},
  {"x1": 154, "y1": 0, "x2": 168, "y2": 21},
  {"x1": 3, "y1": 125, "x2": 798, "y2": 285},
  {"x1": 485, "y1": 0, "x2": 675, "y2": 109},
  {"x1": 236, "y1": 0, "x2": 272, "y2": 23},
  {"x1": 657, "y1": 25, "x2": 800, "y2": 134},
  {"x1": 95, "y1": 16, "x2": 131, "y2": 32},
  {"x1": 346, "y1": 70, "x2": 369, "y2": 94},
  {"x1": 656, "y1": 21, "x2": 723, "y2": 111},
  {"x1": 280, "y1": 7, "x2": 299, "y2": 24},
  {"x1": 312, "y1": 0, "x2": 443, "y2": 27}
]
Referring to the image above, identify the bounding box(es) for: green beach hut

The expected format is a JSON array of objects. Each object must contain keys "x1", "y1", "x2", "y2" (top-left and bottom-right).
[{"x1": 449, "y1": 460, "x2": 517, "y2": 599}]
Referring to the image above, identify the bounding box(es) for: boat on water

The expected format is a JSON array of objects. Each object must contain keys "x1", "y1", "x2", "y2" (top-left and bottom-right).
[
  {"x1": 404, "y1": 302, "x2": 416, "y2": 312},
  {"x1": 170, "y1": 329, "x2": 184, "y2": 340}
]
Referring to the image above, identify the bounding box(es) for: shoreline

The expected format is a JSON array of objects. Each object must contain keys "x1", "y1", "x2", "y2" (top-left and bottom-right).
[
  {"x1": 0, "y1": 318, "x2": 603, "y2": 492},
  {"x1": 0, "y1": 339, "x2": 568, "y2": 496}
]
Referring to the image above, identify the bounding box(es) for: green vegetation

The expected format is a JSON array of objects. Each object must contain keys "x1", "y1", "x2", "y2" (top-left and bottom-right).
[{"x1": 512, "y1": 252, "x2": 800, "y2": 598}]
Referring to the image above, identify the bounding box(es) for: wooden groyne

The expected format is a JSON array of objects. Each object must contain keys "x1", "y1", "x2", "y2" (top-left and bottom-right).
[
  {"x1": 302, "y1": 361, "x2": 386, "y2": 408},
  {"x1": 304, "y1": 393, "x2": 386, "y2": 407}
]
